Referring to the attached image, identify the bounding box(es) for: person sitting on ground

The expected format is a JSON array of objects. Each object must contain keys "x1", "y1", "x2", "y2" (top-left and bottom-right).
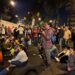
[
  {"x1": 8, "y1": 46, "x2": 28, "y2": 67},
  {"x1": 57, "y1": 46, "x2": 74, "y2": 63},
  {"x1": 0, "y1": 46, "x2": 28, "y2": 75},
  {"x1": 67, "y1": 48, "x2": 75, "y2": 71}
]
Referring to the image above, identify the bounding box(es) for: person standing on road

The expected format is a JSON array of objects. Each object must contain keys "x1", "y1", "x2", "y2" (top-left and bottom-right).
[
  {"x1": 17, "y1": 25, "x2": 24, "y2": 38},
  {"x1": 71, "y1": 26, "x2": 75, "y2": 50},
  {"x1": 41, "y1": 22, "x2": 53, "y2": 66},
  {"x1": 1, "y1": 24, "x2": 6, "y2": 36},
  {"x1": 63, "y1": 26, "x2": 71, "y2": 47},
  {"x1": 0, "y1": 46, "x2": 28, "y2": 75},
  {"x1": 58, "y1": 26, "x2": 64, "y2": 51},
  {"x1": 32, "y1": 26, "x2": 39, "y2": 46}
]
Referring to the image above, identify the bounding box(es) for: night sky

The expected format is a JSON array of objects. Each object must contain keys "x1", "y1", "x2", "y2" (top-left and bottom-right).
[
  {"x1": 15, "y1": 0, "x2": 57, "y2": 19},
  {"x1": 14, "y1": 0, "x2": 68, "y2": 24},
  {"x1": 16, "y1": 0, "x2": 36, "y2": 19}
]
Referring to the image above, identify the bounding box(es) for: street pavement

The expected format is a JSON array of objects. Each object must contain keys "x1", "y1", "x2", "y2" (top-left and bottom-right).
[
  {"x1": 2, "y1": 45, "x2": 75, "y2": 75},
  {"x1": 28, "y1": 45, "x2": 68, "y2": 75},
  {"x1": 40, "y1": 62, "x2": 67, "y2": 75},
  {"x1": 7, "y1": 45, "x2": 46, "y2": 75},
  {"x1": 10, "y1": 45, "x2": 75, "y2": 75}
]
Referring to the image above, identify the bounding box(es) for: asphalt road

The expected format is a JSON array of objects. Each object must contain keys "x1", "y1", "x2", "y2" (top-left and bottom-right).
[
  {"x1": 28, "y1": 45, "x2": 68, "y2": 75},
  {"x1": 1, "y1": 45, "x2": 75, "y2": 75}
]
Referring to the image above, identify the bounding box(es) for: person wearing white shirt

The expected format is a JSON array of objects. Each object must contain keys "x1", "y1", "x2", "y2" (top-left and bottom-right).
[
  {"x1": 8, "y1": 46, "x2": 28, "y2": 67},
  {"x1": 1, "y1": 25, "x2": 5, "y2": 35},
  {"x1": 18, "y1": 26, "x2": 24, "y2": 35}
]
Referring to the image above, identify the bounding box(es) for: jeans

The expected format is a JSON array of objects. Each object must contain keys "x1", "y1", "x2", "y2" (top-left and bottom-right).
[
  {"x1": 59, "y1": 38, "x2": 63, "y2": 51},
  {"x1": 68, "y1": 55, "x2": 75, "y2": 69},
  {"x1": 50, "y1": 50, "x2": 57, "y2": 59},
  {"x1": 0, "y1": 69, "x2": 8, "y2": 75},
  {"x1": 10, "y1": 61, "x2": 27, "y2": 67},
  {"x1": 44, "y1": 48, "x2": 51, "y2": 65},
  {"x1": 33, "y1": 37, "x2": 38, "y2": 46},
  {"x1": 64, "y1": 39, "x2": 70, "y2": 47}
]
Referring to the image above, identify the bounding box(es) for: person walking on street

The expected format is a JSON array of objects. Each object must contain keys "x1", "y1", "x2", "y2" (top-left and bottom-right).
[{"x1": 42, "y1": 23, "x2": 53, "y2": 66}]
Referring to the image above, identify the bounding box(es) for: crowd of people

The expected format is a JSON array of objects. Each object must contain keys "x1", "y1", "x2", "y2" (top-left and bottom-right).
[{"x1": 0, "y1": 23, "x2": 75, "y2": 74}]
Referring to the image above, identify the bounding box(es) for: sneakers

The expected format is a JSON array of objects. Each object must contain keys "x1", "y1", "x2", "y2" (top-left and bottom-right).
[
  {"x1": 55, "y1": 57, "x2": 60, "y2": 62},
  {"x1": 6, "y1": 67, "x2": 10, "y2": 71},
  {"x1": 67, "y1": 66, "x2": 72, "y2": 71}
]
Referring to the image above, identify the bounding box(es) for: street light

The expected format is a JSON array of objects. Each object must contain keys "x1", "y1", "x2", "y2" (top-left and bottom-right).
[
  {"x1": 15, "y1": 15, "x2": 18, "y2": 18},
  {"x1": 49, "y1": 20, "x2": 53, "y2": 23},
  {"x1": 28, "y1": 11, "x2": 30, "y2": 15},
  {"x1": 24, "y1": 17, "x2": 27, "y2": 21},
  {"x1": 10, "y1": 0, "x2": 15, "y2": 7},
  {"x1": 38, "y1": 17, "x2": 41, "y2": 21}
]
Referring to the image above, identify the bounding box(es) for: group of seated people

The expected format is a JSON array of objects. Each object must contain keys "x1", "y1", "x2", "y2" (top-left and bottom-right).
[
  {"x1": 57, "y1": 46, "x2": 75, "y2": 71},
  {"x1": 38, "y1": 43, "x2": 75, "y2": 72},
  {"x1": 51, "y1": 45, "x2": 75, "y2": 71},
  {"x1": 0, "y1": 34, "x2": 75, "y2": 75},
  {"x1": 0, "y1": 35, "x2": 28, "y2": 75}
]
